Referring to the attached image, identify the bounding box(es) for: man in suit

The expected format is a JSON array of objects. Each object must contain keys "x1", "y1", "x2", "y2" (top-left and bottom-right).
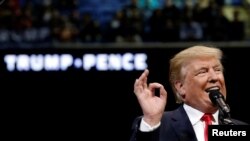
[{"x1": 130, "y1": 45, "x2": 248, "y2": 141}]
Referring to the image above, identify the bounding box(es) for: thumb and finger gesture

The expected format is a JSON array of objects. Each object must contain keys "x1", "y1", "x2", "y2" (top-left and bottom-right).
[{"x1": 134, "y1": 69, "x2": 167, "y2": 124}]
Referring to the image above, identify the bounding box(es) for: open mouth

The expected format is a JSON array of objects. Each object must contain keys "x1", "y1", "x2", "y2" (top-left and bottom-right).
[{"x1": 205, "y1": 86, "x2": 220, "y2": 94}]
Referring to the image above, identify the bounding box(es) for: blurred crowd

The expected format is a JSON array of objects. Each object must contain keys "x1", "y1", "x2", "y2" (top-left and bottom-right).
[{"x1": 0, "y1": 0, "x2": 249, "y2": 45}]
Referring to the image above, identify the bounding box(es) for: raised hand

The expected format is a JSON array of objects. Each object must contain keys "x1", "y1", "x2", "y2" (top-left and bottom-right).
[{"x1": 134, "y1": 69, "x2": 167, "y2": 126}]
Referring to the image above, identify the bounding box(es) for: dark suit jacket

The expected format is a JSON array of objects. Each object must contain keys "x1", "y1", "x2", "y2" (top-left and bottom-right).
[{"x1": 130, "y1": 105, "x2": 248, "y2": 141}]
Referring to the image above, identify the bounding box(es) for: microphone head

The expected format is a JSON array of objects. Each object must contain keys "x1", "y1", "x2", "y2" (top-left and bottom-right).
[{"x1": 208, "y1": 89, "x2": 225, "y2": 105}]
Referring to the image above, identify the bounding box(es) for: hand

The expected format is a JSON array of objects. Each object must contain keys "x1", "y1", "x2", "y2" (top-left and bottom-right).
[{"x1": 134, "y1": 69, "x2": 167, "y2": 126}]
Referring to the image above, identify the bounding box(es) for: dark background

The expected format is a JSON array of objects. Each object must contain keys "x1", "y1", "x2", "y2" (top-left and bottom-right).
[{"x1": 1, "y1": 47, "x2": 249, "y2": 140}]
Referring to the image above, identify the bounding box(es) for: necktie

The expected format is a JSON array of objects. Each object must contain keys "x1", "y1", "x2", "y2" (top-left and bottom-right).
[{"x1": 201, "y1": 114, "x2": 213, "y2": 141}]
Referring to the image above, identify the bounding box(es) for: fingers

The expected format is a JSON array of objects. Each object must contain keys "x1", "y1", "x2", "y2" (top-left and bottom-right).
[
  {"x1": 159, "y1": 85, "x2": 167, "y2": 98},
  {"x1": 134, "y1": 69, "x2": 167, "y2": 98},
  {"x1": 138, "y1": 69, "x2": 149, "y2": 89},
  {"x1": 134, "y1": 69, "x2": 149, "y2": 94},
  {"x1": 149, "y1": 83, "x2": 167, "y2": 98},
  {"x1": 134, "y1": 79, "x2": 142, "y2": 95}
]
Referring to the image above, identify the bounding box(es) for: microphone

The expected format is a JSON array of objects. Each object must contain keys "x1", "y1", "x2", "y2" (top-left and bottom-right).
[{"x1": 208, "y1": 90, "x2": 230, "y2": 117}]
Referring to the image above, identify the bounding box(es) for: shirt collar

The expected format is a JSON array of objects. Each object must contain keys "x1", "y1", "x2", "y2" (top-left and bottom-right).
[{"x1": 183, "y1": 104, "x2": 219, "y2": 125}]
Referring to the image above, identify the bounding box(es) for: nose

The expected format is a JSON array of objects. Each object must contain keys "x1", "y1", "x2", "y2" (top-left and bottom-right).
[{"x1": 208, "y1": 69, "x2": 219, "y2": 83}]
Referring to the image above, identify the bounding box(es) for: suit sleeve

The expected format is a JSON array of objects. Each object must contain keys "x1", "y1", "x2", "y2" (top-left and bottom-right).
[{"x1": 129, "y1": 116, "x2": 160, "y2": 141}]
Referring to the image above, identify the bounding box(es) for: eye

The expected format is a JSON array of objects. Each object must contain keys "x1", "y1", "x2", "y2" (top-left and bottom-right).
[
  {"x1": 196, "y1": 69, "x2": 207, "y2": 76},
  {"x1": 199, "y1": 70, "x2": 207, "y2": 74},
  {"x1": 214, "y1": 67, "x2": 222, "y2": 72}
]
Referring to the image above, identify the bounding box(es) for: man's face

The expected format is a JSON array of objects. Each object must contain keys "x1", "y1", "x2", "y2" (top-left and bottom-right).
[{"x1": 177, "y1": 57, "x2": 226, "y2": 113}]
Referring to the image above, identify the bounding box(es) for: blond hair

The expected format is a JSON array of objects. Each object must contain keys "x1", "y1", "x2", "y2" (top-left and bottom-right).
[{"x1": 169, "y1": 45, "x2": 223, "y2": 103}]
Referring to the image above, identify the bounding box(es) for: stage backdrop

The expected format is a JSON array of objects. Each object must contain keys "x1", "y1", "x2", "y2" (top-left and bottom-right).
[{"x1": 1, "y1": 47, "x2": 249, "y2": 140}]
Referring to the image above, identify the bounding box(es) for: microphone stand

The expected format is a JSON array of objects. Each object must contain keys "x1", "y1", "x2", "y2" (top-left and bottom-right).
[
  {"x1": 219, "y1": 106, "x2": 234, "y2": 125},
  {"x1": 223, "y1": 118, "x2": 234, "y2": 125}
]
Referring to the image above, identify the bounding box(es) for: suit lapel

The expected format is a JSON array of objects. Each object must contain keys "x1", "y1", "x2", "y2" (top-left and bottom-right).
[{"x1": 170, "y1": 106, "x2": 198, "y2": 141}]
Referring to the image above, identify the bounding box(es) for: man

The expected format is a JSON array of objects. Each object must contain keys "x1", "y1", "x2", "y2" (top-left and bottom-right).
[{"x1": 130, "y1": 45, "x2": 248, "y2": 141}]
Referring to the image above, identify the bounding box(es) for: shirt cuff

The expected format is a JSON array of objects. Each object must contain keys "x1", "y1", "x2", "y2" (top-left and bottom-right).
[{"x1": 139, "y1": 118, "x2": 161, "y2": 132}]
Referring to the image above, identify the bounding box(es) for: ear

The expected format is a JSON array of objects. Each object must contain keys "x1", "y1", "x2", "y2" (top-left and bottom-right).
[{"x1": 174, "y1": 80, "x2": 185, "y2": 97}]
